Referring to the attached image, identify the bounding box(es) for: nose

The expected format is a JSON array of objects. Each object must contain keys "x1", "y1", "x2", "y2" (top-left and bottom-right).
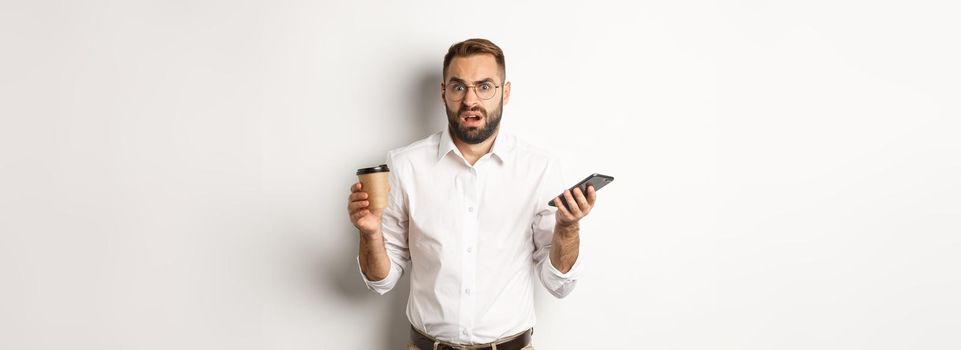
[{"x1": 462, "y1": 86, "x2": 481, "y2": 106}]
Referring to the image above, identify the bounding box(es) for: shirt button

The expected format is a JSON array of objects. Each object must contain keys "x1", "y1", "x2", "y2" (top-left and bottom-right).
[
  {"x1": 462, "y1": 329, "x2": 468, "y2": 336},
  {"x1": 465, "y1": 288, "x2": 471, "y2": 295},
  {"x1": 467, "y1": 206, "x2": 474, "y2": 213},
  {"x1": 466, "y1": 247, "x2": 472, "y2": 253}
]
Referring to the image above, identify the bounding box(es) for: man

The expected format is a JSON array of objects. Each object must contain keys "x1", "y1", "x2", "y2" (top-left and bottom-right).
[{"x1": 346, "y1": 38, "x2": 598, "y2": 350}]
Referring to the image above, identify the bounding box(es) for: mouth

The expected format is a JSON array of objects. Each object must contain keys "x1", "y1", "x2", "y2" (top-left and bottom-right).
[{"x1": 461, "y1": 113, "x2": 484, "y2": 125}]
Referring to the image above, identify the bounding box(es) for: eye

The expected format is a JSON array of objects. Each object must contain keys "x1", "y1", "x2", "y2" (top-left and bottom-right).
[
  {"x1": 479, "y1": 83, "x2": 493, "y2": 91},
  {"x1": 450, "y1": 83, "x2": 466, "y2": 92}
]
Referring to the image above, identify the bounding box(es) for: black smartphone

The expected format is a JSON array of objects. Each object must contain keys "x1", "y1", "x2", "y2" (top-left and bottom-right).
[{"x1": 548, "y1": 173, "x2": 614, "y2": 210}]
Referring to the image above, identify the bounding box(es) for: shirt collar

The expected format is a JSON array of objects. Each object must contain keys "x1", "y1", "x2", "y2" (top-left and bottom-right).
[{"x1": 437, "y1": 127, "x2": 514, "y2": 164}]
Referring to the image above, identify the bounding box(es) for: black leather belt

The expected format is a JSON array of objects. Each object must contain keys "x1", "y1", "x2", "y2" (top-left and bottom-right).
[{"x1": 410, "y1": 326, "x2": 532, "y2": 350}]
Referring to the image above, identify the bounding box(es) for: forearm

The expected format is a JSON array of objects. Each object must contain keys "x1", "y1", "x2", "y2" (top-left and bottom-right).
[
  {"x1": 549, "y1": 222, "x2": 580, "y2": 274},
  {"x1": 358, "y1": 231, "x2": 391, "y2": 281}
]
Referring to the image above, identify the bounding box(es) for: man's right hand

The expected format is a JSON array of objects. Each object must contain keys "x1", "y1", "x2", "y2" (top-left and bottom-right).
[{"x1": 348, "y1": 182, "x2": 383, "y2": 237}]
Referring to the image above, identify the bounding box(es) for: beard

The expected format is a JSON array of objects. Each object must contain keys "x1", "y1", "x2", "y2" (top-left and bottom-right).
[{"x1": 445, "y1": 97, "x2": 503, "y2": 145}]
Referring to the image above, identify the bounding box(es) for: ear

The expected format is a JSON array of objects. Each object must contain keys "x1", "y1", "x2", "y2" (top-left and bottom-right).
[
  {"x1": 502, "y1": 81, "x2": 511, "y2": 105},
  {"x1": 440, "y1": 82, "x2": 446, "y2": 103}
]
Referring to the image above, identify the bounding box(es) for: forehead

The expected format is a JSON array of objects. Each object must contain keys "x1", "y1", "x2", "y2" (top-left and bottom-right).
[{"x1": 446, "y1": 54, "x2": 501, "y2": 82}]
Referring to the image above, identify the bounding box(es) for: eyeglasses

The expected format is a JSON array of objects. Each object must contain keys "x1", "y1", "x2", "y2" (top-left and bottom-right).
[{"x1": 444, "y1": 81, "x2": 501, "y2": 101}]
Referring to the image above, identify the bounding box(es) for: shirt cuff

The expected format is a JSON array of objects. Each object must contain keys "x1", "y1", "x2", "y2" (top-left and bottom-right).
[
  {"x1": 546, "y1": 254, "x2": 583, "y2": 280},
  {"x1": 356, "y1": 256, "x2": 401, "y2": 295},
  {"x1": 539, "y1": 254, "x2": 583, "y2": 298}
]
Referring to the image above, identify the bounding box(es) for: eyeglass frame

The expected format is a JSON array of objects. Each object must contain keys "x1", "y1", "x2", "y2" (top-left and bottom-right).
[{"x1": 442, "y1": 80, "x2": 505, "y2": 102}]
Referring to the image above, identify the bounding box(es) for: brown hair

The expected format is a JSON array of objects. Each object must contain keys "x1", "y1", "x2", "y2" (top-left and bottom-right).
[{"x1": 443, "y1": 38, "x2": 506, "y2": 82}]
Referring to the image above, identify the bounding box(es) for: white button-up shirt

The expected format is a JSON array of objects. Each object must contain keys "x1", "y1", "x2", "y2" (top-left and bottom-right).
[{"x1": 357, "y1": 128, "x2": 583, "y2": 344}]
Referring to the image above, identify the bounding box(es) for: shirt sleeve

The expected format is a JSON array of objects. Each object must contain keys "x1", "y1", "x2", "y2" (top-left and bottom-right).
[
  {"x1": 357, "y1": 151, "x2": 411, "y2": 295},
  {"x1": 531, "y1": 156, "x2": 583, "y2": 299}
]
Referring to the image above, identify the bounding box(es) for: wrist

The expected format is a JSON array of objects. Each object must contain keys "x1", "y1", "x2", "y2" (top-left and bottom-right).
[
  {"x1": 360, "y1": 229, "x2": 383, "y2": 241},
  {"x1": 555, "y1": 221, "x2": 579, "y2": 238}
]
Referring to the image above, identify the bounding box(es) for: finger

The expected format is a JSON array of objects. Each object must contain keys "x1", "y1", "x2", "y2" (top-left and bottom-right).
[
  {"x1": 351, "y1": 182, "x2": 362, "y2": 193},
  {"x1": 554, "y1": 196, "x2": 572, "y2": 219},
  {"x1": 349, "y1": 191, "x2": 368, "y2": 202},
  {"x1": 350, "y1": 209, "x2": 369, "y2": 222},
  {"x1": 348, "y1": 200, "x2": 370, "y2": 212},
  {"x1": 587, "y1": 185, "x2": 597, "y2": 206},
  {"x1": 563, "y1": 189, "x2": 582, "y2": 217},
  {"x1": 573, "y1": 187, "x2": 590, "y2": 213}
]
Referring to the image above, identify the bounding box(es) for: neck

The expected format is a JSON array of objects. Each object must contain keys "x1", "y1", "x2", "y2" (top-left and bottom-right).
[{"x1": 451, "y1": 127, "x2": 499, "y2": 166}]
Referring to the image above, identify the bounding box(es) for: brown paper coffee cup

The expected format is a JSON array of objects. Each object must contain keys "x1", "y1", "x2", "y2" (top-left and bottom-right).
[{"x1": 356, "y1": 164, "x2": 390, "y2": 209}]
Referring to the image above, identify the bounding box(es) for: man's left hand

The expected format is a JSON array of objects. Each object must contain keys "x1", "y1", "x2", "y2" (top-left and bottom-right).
[{"x1": 553, "y1": 185, "x2": 597, "y2": 228}]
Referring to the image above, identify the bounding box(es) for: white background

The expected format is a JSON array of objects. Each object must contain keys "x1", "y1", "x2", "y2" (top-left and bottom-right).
[{"x1": 1, "y1": 0, "x2": 959, "y2": 349}]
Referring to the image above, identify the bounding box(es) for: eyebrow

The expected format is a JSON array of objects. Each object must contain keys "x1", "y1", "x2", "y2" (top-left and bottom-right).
[{"x1": 447, "y1": 77, "x2": 496, "y2": 84}]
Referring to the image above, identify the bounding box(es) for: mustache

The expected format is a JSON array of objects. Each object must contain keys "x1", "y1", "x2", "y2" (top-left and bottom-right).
[{"x1": 459, "y1": 105, "x2": 486, "y2": 115}]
